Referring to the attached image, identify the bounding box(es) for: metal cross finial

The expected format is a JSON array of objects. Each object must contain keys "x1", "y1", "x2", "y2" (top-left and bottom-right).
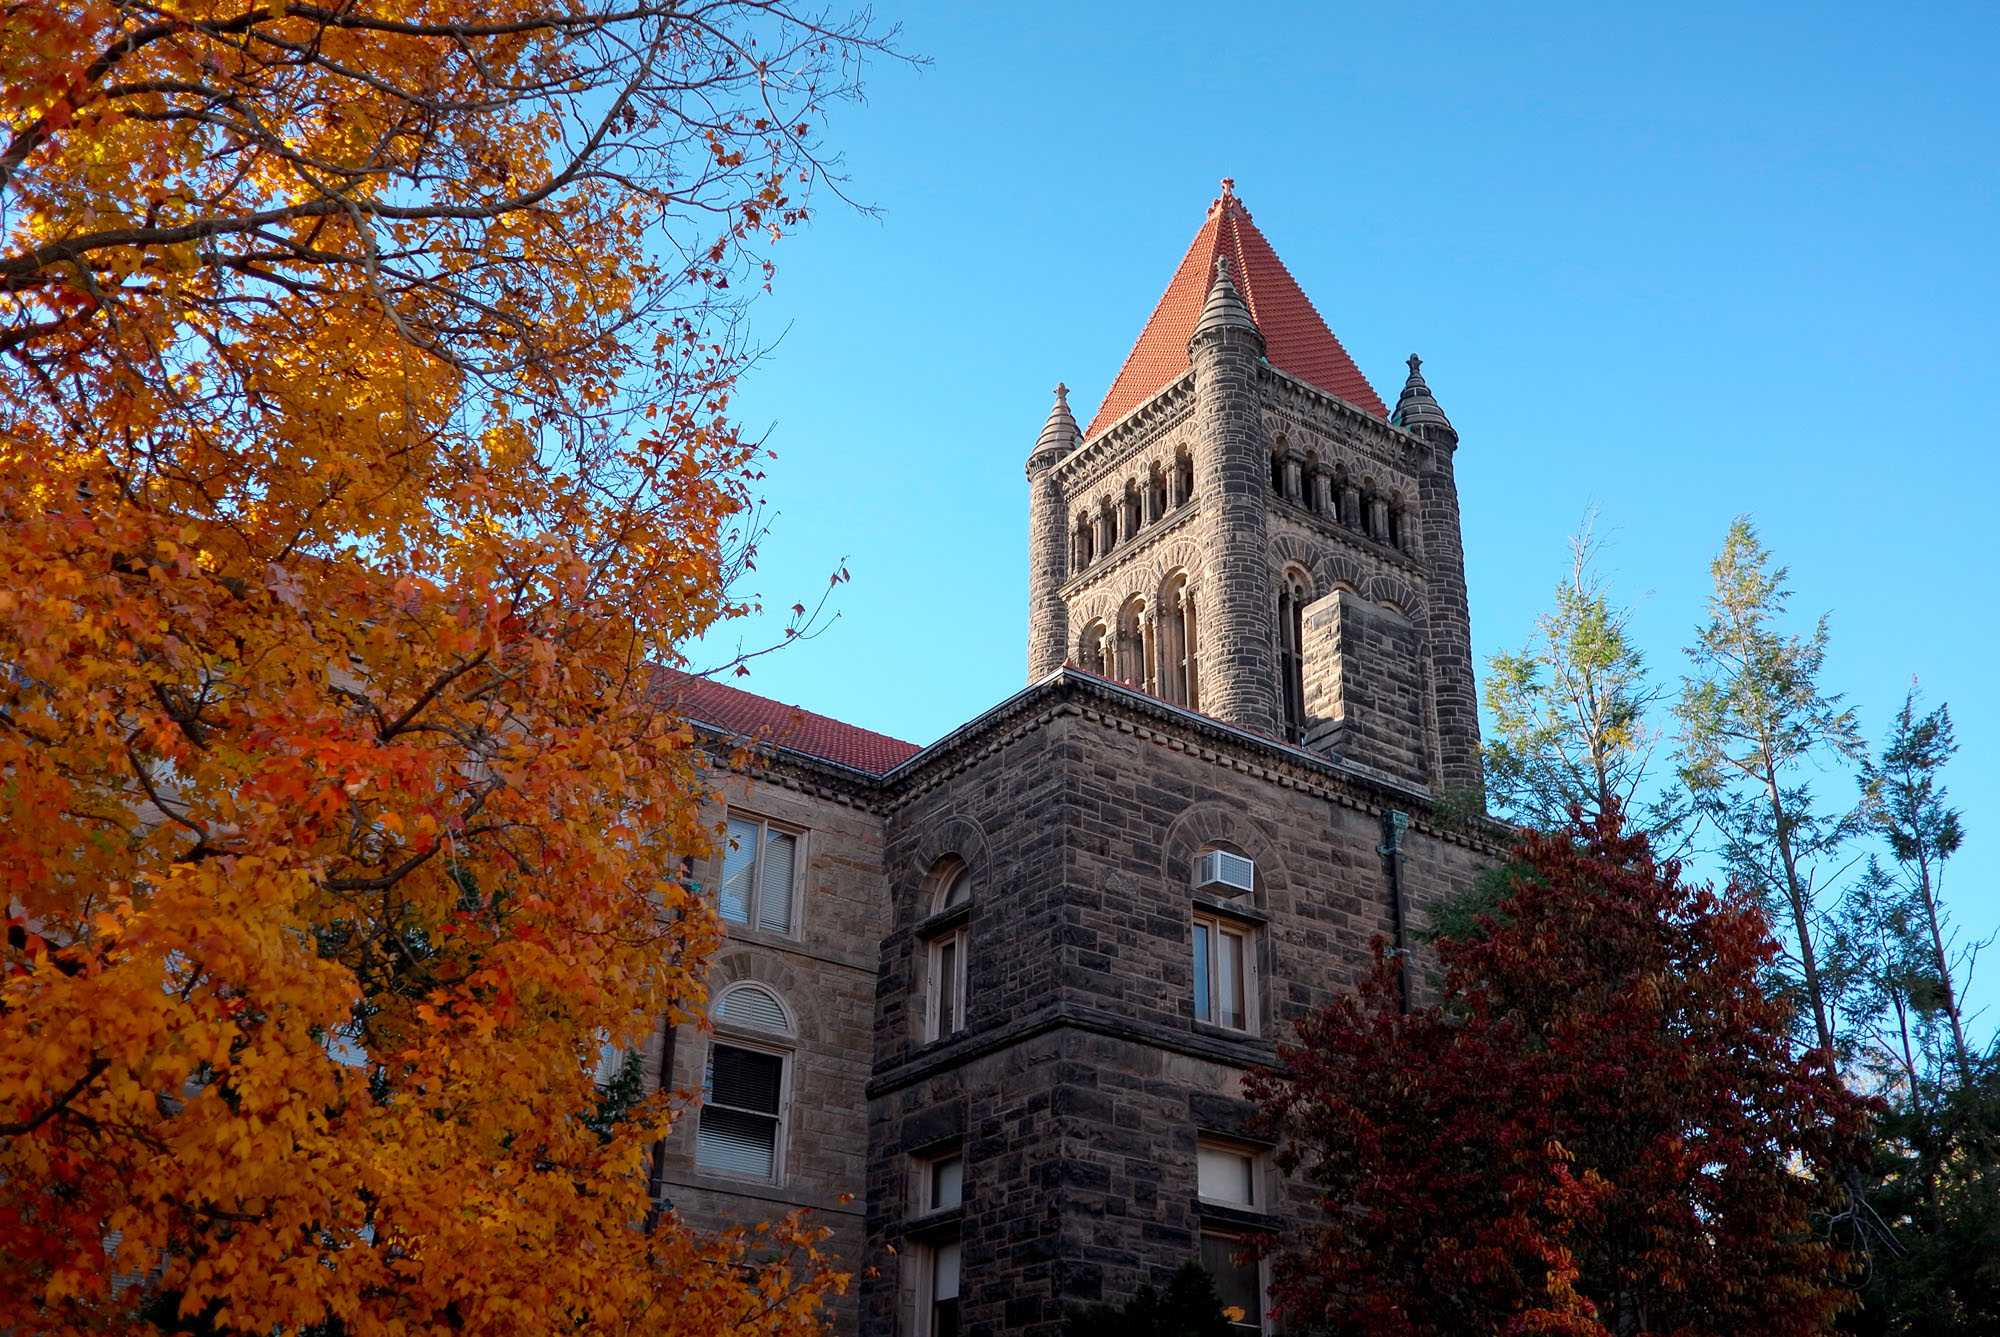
[{"x1": 1219, "y1": 176, "x2": 1235, "y2": 197}]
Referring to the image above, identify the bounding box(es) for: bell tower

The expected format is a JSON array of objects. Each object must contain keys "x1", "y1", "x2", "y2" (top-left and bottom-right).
[{"x1": 1023, "y1": 182, "x2": 1480, "y2": 804}]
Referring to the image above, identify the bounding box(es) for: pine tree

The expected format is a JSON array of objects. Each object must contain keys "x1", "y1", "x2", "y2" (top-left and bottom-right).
[
  {"x1": 1832, "y1": 692, "x2": 2000, "y2": 1336},
  {"x1": 1484, "y1": 516, "x2": 1686, "y2": 846},
  {"x1": 1678, "y1": 517, "x2": 1863, "y2": 1059}
]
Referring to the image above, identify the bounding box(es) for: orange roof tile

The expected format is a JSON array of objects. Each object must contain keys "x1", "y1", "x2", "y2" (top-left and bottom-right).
[
  {"x1": 653, "y1": 668, "x2": 921, "y2": 775},
  {"x1": 1083, "y1": 183, "x2": 1386, "y2": 439}
]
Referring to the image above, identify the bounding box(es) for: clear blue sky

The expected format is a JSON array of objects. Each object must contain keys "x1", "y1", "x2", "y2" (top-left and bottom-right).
[{"x1": 696, "y1": 3, "x2": 2000, "y2": 1031}]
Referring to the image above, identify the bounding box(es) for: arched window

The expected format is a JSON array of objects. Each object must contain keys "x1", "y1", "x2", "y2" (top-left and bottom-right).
[
  {"x1": 1122, "y1": 480, "x2": 1143, "y2": 540},
  {"x1": 1115, "y1": 597, "x2": 1146, "y2": 689},
  {"x1": 1173, "y1": 451, "x2": 1194, "y2": 507},
  {"x1": 698, "y1": 983, "x2": 794, "y2": 1181},
  {"x1": 1269, "y1": 449, "x2": 1285, "y2": 495},
  {"x1": 1148, "y1": 463, "x2": 1169, "y2": 522},
  {"x1": 711, "y1": 981, "x2": 792, "y2": 1035},
  {"x1": 1158, "y1": 573, "x2": 1196, "y2": 708},
  {"x1": 1074, "y1": 513, "x2": 1093, "y2": 570},
  {"x1": 1357, "y1": 486, "x2": 1376, "y2": 539},
  {"x1": 1277, "y1": 572, "x2": 1309, "y2": 743},
  {"x1": 1079, "y1": 622, "x2": 1107, "y2": 675},
  {"x1": 1097, "y1": 498, "x2": 1117, "y2": 554},
  {"x1": 924, "y1": 859, "x2": 972, "y2": 1042},
  {"x1": 1387, "y1": 497, "x2": 1407, "y2": 551}
]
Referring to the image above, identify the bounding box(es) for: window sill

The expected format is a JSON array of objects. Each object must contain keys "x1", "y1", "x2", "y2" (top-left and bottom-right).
[
  {"x1": 905, "y1": 1203, "x2": 964, "y2": 1238},
  {"x1": 1192, "y1": 1197, "x2": 1278, "y2": 1232},
  {"x1": 690, "y1": 1164, "x2": 785, "y2": 1191},
  {"x1": 916, "y1": 901, "x2": 973, "y2": 938},
  {"x1": 1191, "y1": 893, "x2": 1267, "y2": 925},
  {"x1": 1192, "y1": 1019, "x2": 1262, "y2": 1044}
]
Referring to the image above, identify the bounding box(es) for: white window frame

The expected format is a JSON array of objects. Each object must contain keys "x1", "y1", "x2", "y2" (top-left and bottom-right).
[
  {"x1": 694, "y1": 1033, "x2": 792, "y2": 1184},
  {"x1": 924, "y1": 927, "x2": 970, "y2": 1042},
  {"x1": 717, "y1": 810, "x2": 805, "y2": 939},
  {"x1": 914, "y1": 1147, "x2": 965, "y2": 1216},
  {"x1": 1196, "y1": 1137, "x2": 1262, "y2": 1210},
  {"x1": 1192, "y1": 910, "x2": 1260, "y2": 1035},
  {"x1": 1199, "y1": 1227, "x2": 1271, "y2": 1335},
  {"x1": 916, "y1": 1233, "x2": 962, "y2": 1337}
]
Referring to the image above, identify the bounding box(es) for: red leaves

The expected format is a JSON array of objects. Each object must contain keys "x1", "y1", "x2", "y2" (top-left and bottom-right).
[{"x1": 1253, "y1": 811, "x2": 1875, "y2": 1337}]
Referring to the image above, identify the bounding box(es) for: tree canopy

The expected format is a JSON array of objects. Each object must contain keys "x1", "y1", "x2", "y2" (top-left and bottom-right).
[
  {"x1": 0, "y1": 2, "x2": 891, "y2": 1332},
  {"x1": 1252, "y1": 813, "x2": 1875, "y2": 1337}
]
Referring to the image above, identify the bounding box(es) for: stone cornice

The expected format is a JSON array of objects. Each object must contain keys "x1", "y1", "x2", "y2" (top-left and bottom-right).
[
  {"x1": 688, "y1": 724, "x2": 891, "y2": 812},
  {"x1": 1059, "y1": 372, "x2": 1198, "y2": 484},
  {"x1": 1262, "y1": 363, "x2": 1431, "y2": 466},
  {"x1": 876, "y1": 670, "x2": 1509, "y2": 854}
]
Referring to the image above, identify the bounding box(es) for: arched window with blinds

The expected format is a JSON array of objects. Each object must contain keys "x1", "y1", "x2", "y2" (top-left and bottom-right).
[{"x1": 697, "y1": 983, "x2": 794, "y2": 1181}]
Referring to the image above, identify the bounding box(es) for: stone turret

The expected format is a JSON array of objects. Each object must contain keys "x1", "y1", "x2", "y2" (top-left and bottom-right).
[
  {"x1": 1186, "y1": 256, "x2": 1281, "y2": 736},
  {"x1": 1393, "y1": 354, "x2": 1483, "y2": 803},
  {"x1": 1025, "y1": 383, "x2": 1078, "y2": 681}
]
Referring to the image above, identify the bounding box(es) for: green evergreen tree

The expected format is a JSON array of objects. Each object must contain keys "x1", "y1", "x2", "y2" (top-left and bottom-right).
[
  {"x1": 1677, "y1": 517, "x2": 1863, "y2": 1058},
  {"x1": 1483, "y1": 517, "x2": 1687, "y2": 846},
  {"x1": 1832, "y1": 692, "x2": 2000, "y2": 1336}
]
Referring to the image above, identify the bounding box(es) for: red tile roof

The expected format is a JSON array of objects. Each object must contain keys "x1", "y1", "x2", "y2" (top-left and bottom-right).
[
  {"x1": 654, "y1": 668, "x2": 922, "y2": 775},
  {"x1": 1082, "y1": 183, "x2": 1387, "y2": 439}
]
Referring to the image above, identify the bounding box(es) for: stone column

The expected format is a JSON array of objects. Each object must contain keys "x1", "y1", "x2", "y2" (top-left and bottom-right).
[
  {"x1": 1187, "y1": 259, "x2": 1280, "y2": 736},
  {"x1": 1026, "y1": 385, "x2": 1078, "y2": 681}
]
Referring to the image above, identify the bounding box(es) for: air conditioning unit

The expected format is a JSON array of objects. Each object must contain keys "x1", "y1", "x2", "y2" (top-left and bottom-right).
[{"x1": 1195, "y1": 849, "x2": 1256, "y2": 895}]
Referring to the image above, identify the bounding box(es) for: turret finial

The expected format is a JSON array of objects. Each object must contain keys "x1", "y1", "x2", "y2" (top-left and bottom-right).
[
  {"x1": 1191, "y1": 250, "x2": 1258, "y2": 345},
  {"x1": 1029, "y1": 379, "x2": 1081, "y2": 466},
  {"x1": 1391, "y1": 351, "x2": 1455, "y2": 442}
]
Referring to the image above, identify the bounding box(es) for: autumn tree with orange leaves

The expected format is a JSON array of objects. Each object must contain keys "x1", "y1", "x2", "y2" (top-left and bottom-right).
[{"x1": 0, "y1": 3, "x2": 896, "y2": 1333}]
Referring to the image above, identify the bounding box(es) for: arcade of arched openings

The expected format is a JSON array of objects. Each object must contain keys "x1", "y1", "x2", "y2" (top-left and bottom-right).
[
  {"x1": 1070, "y1": 449, "x2": 1195, "y2": 576},
  {"x1": 1269, "y1": 440, "x2": 1412, "y2": 554},
  {"x1": 1077, "y1": 575, "x2": 1198, "y2": 710}
]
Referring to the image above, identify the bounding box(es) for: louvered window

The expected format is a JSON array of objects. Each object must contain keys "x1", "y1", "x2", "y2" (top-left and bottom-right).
[
  {"x1": 717, "y1": 814, "x2": 801, "y2": 937},
  {"x1": 696, "y1": 1043, "x2": 786, "y2": 1180},
  {"x1": 712, "y1": 983, "x2": 790, "y2": 1035}
]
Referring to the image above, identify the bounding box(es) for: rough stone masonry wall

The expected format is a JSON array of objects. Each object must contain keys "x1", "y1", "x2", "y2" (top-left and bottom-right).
[
  {"x1": 1302, "y1": 589, "x2": 1430, "y2": 788},
  {"x1": 1188, "y1": 328, "x2": 1281, "y2": 738},
  {"x1": 864, "y1": 691, "x2": 1496, "y2": 1335},
  {"x1": 863, "y1": 708, "x2": 1076, "y2": 1334},
  {"x1": 1413, "y1": 425, "x2": 1483, "y2": 801},
  {"x1": 653, "y1": 768, "x2": 887, "y2": 1334}
]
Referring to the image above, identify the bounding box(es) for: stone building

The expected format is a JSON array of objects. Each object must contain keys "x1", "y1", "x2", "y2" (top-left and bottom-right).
[{"x1": 646, "y1": 183, "x2": 1504, "y2": 1335}]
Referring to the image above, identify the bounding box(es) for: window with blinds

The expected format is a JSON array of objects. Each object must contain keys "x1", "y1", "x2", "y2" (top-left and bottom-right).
[
  {"x1": 718, "y1": 814, "x2": 801, "y2": 937},
  {"x1": 1197, "y1": 1140, "x2": 1258, "y2": 1207},
  {"x1": 712, "y1": 982, "x2": 790, "y2": 1035},
  {"x1": 695, "y1": 1043, "x2": 785, "y2": 1180}
]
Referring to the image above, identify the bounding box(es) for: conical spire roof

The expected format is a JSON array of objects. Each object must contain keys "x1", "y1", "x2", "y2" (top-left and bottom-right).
[
  {"x1": 1031, "y1": 382, "x2": 1080, "y2": 460},
  {"x1": 1390, "y1": 353, "x2": 1454, "y2": 437},
  {"x1": 1083, "y1": 180, "x2": 1387, "y2": 438},
  {"x1": 1190, "y1": 255, "x2": 1258, "y2": 342}
]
